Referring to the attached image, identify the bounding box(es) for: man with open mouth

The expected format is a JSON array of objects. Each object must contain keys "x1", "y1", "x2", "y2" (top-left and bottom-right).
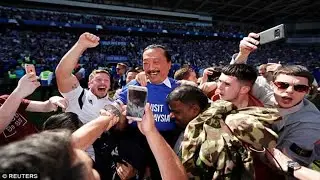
[
  {"x1": 271, "y1": 65, "x2": 320, "y2": 167},
  {"x1": 231, "y1": 32, "x2": 320, "y2": 170},
  {"x1": 55, "y1": 32, "x2": 113, "y2": 162},
  {"x1": 56, "y1": 32, "x2": 112, "y2": 124}
]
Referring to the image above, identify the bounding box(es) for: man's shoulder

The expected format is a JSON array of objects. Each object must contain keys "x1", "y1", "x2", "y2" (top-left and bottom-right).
[
  {"x1": 256, "y1": 76, "x2": 267, "y2": 82},
  {"x1": 287, "y1": 100, "x2": 320, "y2": 125},
  {"x1": 168, "y1": 77, "x2": 179, "y2": 88},
  {"x1": 61, "y1": 85, "x2": 85, "y2": 99},
  {"x1": 125, "y1": 80, "x2": 140, "y2": 87},
  {"x1": 301, "y1": 99, "x2": 320, "y2": 115}
]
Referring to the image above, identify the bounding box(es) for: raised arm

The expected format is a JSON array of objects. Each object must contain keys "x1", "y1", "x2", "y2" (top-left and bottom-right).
[
  {"x1": 55, "y1": 32, "x2": 100, "y2": 93},
  {"x1": 0, "y1": 73, "x2": 40, "y2": 133},
  {"x1": 232, "y1": 32, "x2": 260, "y2": 64},
  {"x1": 137, "y1": 103, "x2": 188, "y2": 180}
]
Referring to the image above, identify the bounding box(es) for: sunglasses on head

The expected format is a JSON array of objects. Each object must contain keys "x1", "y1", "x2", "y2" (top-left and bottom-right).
[{"x1": 274, "y1": 81, "x2": 309, "y2": 92}]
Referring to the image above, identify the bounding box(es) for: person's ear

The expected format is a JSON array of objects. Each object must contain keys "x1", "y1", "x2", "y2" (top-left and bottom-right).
[
  {"x1": 88, "y1": 79, "x2": 93, "y2": 89},
  {"x1": 240, "y1": 85, "x2": 250, "y2": 94},
  {"x1": 190, "y1": 104, "x2": 200, "y2": 116},
  {"x1": 167, "y1": 61, "x2": 172, "y2": 70}
]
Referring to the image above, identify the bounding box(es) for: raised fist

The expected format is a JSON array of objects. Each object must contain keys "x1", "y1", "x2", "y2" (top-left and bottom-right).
[{"x1": 77, "y1": 32, "x2": 100, "y2": 49}]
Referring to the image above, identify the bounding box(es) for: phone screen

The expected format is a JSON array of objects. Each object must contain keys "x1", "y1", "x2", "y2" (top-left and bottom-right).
[
  {"x1": 25, "y1": 64, "x2": 35, "y2": 74},
  {"x1": 126, "y1": 87, "x2": 147, "y2": 121}
]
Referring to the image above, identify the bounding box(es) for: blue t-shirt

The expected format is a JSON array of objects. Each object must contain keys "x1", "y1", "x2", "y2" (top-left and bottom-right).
[{"x1": 118, "y1": 78, "x2": 179, "y2": 131}]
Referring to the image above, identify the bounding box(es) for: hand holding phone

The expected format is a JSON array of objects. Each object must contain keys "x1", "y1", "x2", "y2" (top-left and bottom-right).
[
  {"x1": 126, "y1": 85, "x2": 148, "y2": 121},
  {"x1": 258, "y1": 24, "x2": 285, "y2": 45}
]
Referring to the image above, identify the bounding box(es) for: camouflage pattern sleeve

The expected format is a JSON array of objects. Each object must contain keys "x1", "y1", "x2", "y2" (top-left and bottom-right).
[{"x1": 180, "y1": 100, "x2": 281, "y2": 180}]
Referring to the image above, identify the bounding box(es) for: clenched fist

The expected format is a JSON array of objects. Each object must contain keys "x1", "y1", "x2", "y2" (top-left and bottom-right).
[{"x1": 77, "y1": 32, "x2": 100, "y2": 49}]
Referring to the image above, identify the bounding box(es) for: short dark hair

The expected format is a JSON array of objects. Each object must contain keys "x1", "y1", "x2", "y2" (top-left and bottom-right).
[
  {"x1": 43, "y1": 112, "x2": 83, "y2": 132},
  {"x1": 174, "y1": 68, "x2": 192, "y2": 80},
  {"x1": 126, "y1": 68, "x2": 139, "y2": 75},
  {"x1": 222, "y1": 64, "x2": 257, "y2": 86},
  {"x1": 0, "y1": 130, "x2": 85, "y2": 180},
  {"x1": 167, "y1": 85, "x2": 209, "y2": 112},
  {"x1": 143, "y1": 44, "x2": 172, "y2": 62},
  {"x1": 273, "y1": 65, "x2": 314, "y2": 86}
]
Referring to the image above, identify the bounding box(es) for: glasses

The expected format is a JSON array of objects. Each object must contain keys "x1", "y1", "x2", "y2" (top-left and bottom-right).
[{"x1": 274, "y1": 81, "x2": 309, "y2": 92}]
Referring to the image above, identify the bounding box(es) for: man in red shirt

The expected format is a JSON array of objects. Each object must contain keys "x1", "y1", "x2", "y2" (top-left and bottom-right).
[
  {"x1": 211, "y1": 64, "x2": 263, "y2": 108},
  {"x1": 0, "y1": 73, "x2": 67, "y2": 145}
]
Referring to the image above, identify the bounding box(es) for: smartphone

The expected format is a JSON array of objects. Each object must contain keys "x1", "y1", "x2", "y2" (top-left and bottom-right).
[
  {"x1": 126, "y1": 85, "x2": 148, "y2": 121},
  {"x1": 24, "y1": 64, "x2": 36, "y2": 74},
  {"x1": 258, "y1": 24, "x2": 285, "y2": 45}
]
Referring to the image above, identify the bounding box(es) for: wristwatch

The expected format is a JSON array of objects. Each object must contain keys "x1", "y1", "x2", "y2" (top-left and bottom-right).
[{"x1": 287, "y1": 160, "x2": 301, "y2": 177}]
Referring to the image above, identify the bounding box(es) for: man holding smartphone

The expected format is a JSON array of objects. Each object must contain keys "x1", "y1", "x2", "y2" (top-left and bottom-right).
[
  {"x1": 0, "y1": 73, "x2": 67, "y2": 146},
  {"x1": 117, "y1": 44, "x2": 180, "y2": 133},
  {"x1": 116, "y1": 44, "x2": 180, "y2": 179}
]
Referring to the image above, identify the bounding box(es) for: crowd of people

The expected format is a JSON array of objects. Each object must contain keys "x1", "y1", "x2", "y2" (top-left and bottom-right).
[
  {"x1": 0, "y1": 5, "x2": 320, "y2": 180},
  {"x1": 0, "y1": 6, "x2": 252, "y2": 34},
  {"x1": 1, "y1": 28, "x2": 319, "y2": 86},
  {"x1": 0, "y1": 30, "x2": 319, "y2": 179}
]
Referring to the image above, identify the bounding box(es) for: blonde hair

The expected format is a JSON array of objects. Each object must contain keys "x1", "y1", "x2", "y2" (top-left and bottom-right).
[{"x1": 88, "y1": 69, "x2": 110, "y2": 81}]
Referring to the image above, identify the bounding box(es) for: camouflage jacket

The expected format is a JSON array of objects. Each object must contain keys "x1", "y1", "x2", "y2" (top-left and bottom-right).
[{"x1": 181, "y1": 100, "x2": 281, "y2": 180}]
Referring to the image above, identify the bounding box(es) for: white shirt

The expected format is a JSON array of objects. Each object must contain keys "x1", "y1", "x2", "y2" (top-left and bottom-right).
[
  {"x1": 61, "y1": 86, "x2": 113, "y2": 161},
  {"x1": 61, "y1": 85, "x2": 112, "y2": 124},
  {"x1": 147, "y1": 77, "x2": 172, "y2": 88}
]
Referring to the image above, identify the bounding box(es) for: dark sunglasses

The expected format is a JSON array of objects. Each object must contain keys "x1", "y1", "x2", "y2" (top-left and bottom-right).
[{"x1": 274, "y1": 81, "x2": 309, "y2": 92}]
